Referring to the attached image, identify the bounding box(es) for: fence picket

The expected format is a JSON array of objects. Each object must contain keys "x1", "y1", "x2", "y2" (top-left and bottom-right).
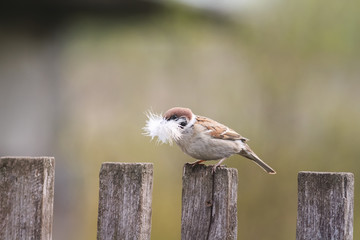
[
  {"x1": 296, "y1": 171, "x2": 354, "y2": 240},
  {"x1": 0, "y1": 157, "x2": 55, "y2": 240},
  {"x1": 97, "y1": 162, "x2": 153, "y2": 240},
  {"x1": 181, "y1": 164, "x2": 238, "y2": 240}
]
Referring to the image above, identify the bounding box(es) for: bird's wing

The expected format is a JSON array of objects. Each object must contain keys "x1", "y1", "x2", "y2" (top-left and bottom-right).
[{"x1": 196, "y1": 116, "x2": 248, "y2": 141}]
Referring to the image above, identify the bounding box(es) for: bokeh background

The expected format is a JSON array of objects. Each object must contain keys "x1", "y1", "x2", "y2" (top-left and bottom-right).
[{"x1": 1, "y1": 0, "x2": 360, "y2": 239}]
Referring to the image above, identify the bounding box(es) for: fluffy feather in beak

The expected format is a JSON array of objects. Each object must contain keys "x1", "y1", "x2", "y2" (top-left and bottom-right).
[{"x1": 143, "y1": 111, "x2": 182, "y2": 145}]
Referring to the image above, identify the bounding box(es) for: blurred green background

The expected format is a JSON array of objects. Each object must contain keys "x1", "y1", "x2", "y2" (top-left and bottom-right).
[{"x1": 1, "y1": 0, "x2": 360, "y2": 239}]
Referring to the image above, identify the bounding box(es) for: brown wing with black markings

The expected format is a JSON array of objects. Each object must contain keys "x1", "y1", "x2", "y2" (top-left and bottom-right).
[{"x1": 196, "y1": 116, "x2": 248, "y2": 142}]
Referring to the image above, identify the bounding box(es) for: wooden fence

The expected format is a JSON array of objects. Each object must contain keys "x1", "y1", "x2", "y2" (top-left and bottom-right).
[{"x1": 0, "y1": 157, "x2": 354, "y2": 240}]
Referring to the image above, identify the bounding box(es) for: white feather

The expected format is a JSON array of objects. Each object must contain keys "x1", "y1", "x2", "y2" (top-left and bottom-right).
[{"x1": 143, "y1": 111, "x2": 182, "y2": 145}]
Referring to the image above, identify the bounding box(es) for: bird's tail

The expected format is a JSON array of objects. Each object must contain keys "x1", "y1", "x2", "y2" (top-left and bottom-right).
[{"x1": 239, "y1": 144, "x2": 276, "y2": 174}]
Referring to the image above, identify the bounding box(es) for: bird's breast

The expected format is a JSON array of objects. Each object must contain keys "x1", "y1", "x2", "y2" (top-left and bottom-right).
[{"x1": 175, "y1": 129, "x2": 241, "y2": 160}]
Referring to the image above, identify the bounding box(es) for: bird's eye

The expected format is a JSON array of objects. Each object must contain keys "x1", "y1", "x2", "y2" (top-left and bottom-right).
[{"x1": 169, "y1": 115, "x2": 178, "y2": 120}]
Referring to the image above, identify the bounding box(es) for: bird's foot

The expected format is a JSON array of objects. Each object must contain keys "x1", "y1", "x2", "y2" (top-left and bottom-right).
[
  {"x1": 211, "y1": 158, "x2": 227, "y2": 174},
  {"x1": 189, "y1": 160, "x2": 205, "y2": 168},
  {"x1": 211, "y1": 164, "x2": 223, "y2": 174}
]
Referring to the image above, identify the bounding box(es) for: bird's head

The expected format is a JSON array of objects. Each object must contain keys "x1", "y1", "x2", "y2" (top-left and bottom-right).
[
  {"x1": 163, "y1": 107, "x2": 194, "y2": 129},
  {"x1": 143, "y1": 107, "x2": 194, "y2": 144}
]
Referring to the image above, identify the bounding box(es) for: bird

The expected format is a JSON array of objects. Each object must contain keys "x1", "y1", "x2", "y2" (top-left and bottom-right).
[{"x1": 143, "y1": 107, "x2": 276, "y2": 174}]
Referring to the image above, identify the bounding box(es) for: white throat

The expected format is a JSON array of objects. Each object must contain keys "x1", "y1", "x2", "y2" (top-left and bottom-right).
[{"x1": 184, "y1": 114, "x2": 196, "y2": 129}]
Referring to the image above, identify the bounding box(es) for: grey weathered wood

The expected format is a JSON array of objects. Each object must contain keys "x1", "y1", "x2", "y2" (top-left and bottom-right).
[
  {"x1": 296, "y1": 171, "x2": 354, "y2": 240},
  {"x1": 97, "y1": 162, "x2": 153, "y2": 240},
  {"x1": 181, "y1": 164, "x2": 238, "y2": 240},
  {"x1": 0, "y1": 156, "x2": 55, "y2": 240}
]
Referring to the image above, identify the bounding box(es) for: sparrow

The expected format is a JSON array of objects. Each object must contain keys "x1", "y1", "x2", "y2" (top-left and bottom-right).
[{"x1": 143, "y1": 107, "x2": 276, "y2": 174}]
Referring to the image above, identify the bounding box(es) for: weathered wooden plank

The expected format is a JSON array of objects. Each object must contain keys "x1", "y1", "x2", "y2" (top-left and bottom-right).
[
  {"x1": 181, "y1": 164, "x2": 238, "y2": 240},
  {"x1": 0, "y1": 156, "x2": 55, "y2": 240},
  {"x1": 97, "y1": 162, "x2": 153, "y2": 240},
  {"x1": 296, "y1": 171, "x2": 354, "y2": 240}
]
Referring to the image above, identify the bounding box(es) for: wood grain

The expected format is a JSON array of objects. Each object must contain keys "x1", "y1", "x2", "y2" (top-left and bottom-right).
[
  {"x1": 0, "y1": 156, "x2": 55, "y2": 240},
  {"x1": 181, "y1": 164, "x2": 238, "y2": 240},
  {"x1": 296, "y1": 171, "x2": 354, "y2": 240},
  {"x1": 97, "y1": 162, "x2": 153, "y2": 240}
]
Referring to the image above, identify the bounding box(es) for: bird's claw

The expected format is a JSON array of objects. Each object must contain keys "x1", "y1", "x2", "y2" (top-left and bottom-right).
[
  {"x1": 211, "y1": 164, "x2": 224, "y2": 174},
  {"x1": 189, "y1": 160, "x2": 204, "y2": 168}
]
